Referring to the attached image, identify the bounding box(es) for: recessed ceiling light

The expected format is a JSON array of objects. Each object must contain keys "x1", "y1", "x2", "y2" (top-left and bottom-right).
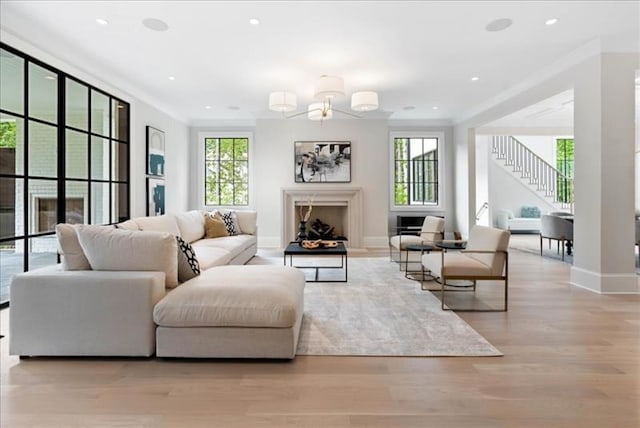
[
  {"x1": 143, "y1": 18, "x2": 169, "y2": 32},
  {"x1": 205, "y1": 105, "x2": 212, "y2": 109},
  {"x1": 471, "y1": 76, "x2": 480, "y2": 81},
  {"x1": 485, "y1": 18, "x2": 513, "y2": 32},
  {"x1": 249, "y1": 18, "x2": 260, "y2": 25},
  {"x1": 228, "y1": 105, "x2": 240, "y2": 110},
  {"x1": 168, "y1": 76, "x2": 175, "y2": 81},
  {"x1": 96, "y1": 18, "x2": 109, "y2": 26},
  {"x1": 432, "y1": 106, "x2": 439, "y2": 110},
  {"x1": 402, "y1": 106, "x2": 416, "y2": 111},
  {"x1": 545, "y1": 18, "x2": 558, "y2": 26}
]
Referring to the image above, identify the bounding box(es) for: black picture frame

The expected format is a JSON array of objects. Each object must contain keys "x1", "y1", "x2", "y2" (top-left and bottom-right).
[
  {"x1": 146, "y1": 177, "x2": 165, "y2": 216},
  {"x1": 146, "y1": 126, "x2": 165, "y2": 177},
  {"x1": 294, "y1": 141, "x2": 351, "y2": 183}
]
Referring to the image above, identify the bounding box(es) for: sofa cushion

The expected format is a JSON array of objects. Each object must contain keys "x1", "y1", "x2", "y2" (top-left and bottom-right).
[
  {"x1": 235, "y1": 210, "x2": 257, "y2": 235},
  {"x1": 192, "y1": 235, "x2": 257, "y2": 260},
  {"x1": 192, "y1": 246, "x2": 232, "y2": 270},
  {"x1": 175, "y1": 210, "x2": 205, "y2": 243},
  {"x1": 56, "y1": 223, "x2": 91, "y2": 270},
  {"x1": 115, "y1": 219, "x2": 139, "y2": 231},
  {"x1": 75, "y1": 225, "x2": 179, "y2": 288},
  {"x1": 133, "y1": 215, "x2": 181, "y2": 236},
  {"x1": 177, "y1": 236, "x2": 200, "y2": 283},
  {"x1": 153, "y1": 265, "x2": 305, "y2": 328},
  {"x1": 204, "y1": 212, "x2": 229, "y2": 238}
]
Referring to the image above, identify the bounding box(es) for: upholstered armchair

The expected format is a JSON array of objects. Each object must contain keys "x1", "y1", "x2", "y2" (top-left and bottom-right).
[
  {"x1": 421, "y1": 225, "x2": 511, "y2": 312},
  {"x1": 539, "y1": 214, "x2": 573, "y2": 261},
  {"x1": 389, "y1": 216, "x2": 445, "y2": 270}
]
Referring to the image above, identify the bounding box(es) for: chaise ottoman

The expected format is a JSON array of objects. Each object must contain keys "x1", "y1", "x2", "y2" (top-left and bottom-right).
[{"x1": 153, "y1": 265, "x2": 305, "y2": 359}]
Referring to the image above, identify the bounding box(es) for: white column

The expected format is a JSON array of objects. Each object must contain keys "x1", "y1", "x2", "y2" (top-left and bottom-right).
[{"x1": 570, "y1": 53, "x2": 639, "y2": 293}]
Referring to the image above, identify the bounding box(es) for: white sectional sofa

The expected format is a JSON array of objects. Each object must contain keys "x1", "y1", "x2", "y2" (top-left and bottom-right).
[{"x1": 9, "y1": 210, "x2": 306, "y2": 359}]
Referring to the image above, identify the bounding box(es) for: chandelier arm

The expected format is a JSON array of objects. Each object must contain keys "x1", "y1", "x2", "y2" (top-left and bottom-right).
[
  {"x1": 281, "y1": 110, "x2": 312, "y2": 119},
  {"x1": 331, "y1": 108, "x2": 364, "y2": 119}
]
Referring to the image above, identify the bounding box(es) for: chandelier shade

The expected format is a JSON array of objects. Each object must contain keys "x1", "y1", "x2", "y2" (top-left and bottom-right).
[
  {"x1": 351, "y1": 91, "x2": 379, "y2": 112},
  {"x1": 314, "y1": 75, "x2": 345, "y2": 99},
  {"x1": 269, "y1": 75, "x2": 378, "y2": 122},
  {"x1": 268, "y1": 91, "x2": 297, "y2": 112}
]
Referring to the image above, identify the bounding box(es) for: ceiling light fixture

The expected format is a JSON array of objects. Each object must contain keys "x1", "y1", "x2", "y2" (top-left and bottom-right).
[
  {"x1": 471, "y1": 76, "x2": 480, "y2": 81},
  {"x1": 205, "y1": 105, "x2": 212, "y2": 109},
  {"x1": 96, "y1": 18, "x2": 109, "y2": 26},
  {"x1": 249, "y1": 18, "x2": 260, "y2": 25},
  {"x1": 432, "y1": 106, "x2": 439, "y2": 110},
  {"x1": 545, "y1": 18, "x2": 558, "y2": 26},
  {"x1": 168, "y1": 76, "x2": 175, "y2": 81},
  {"x1": 485, "y1": 18, "x2": 513, "y2": 32},
  {"x1": 143, "y1": 18, "x2": 169, "y2": 32},
  {"x1": 269, "y1": 75, "x2": 378, "y2": 123}
]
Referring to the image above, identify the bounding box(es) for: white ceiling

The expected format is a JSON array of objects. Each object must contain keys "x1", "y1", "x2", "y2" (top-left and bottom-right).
[{"x1": 1, "y1": 1, "x2": 638, "y2": 125}]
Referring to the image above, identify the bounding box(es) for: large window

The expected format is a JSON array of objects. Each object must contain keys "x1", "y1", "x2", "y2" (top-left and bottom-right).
[
  {"x1": 556, "y1": 138, "x2": 574, "y2": 204},
  {"x1": 203, "y1": 135, "x2": 250, "y2": 206},
  {"x1": 392, "y1": 134, "x2": 441, "y2": 208},
  {"x1": 0, "y1": 43, "x2": 130, "y2": 306}
]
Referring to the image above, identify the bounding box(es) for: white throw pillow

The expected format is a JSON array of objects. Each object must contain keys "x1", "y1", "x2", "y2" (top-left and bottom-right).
[
  {"x1": 75, "y1": 225, "x2": 179, "y2": 288},
  {"x1": 235, "y1": 210, "x2": 257, "y2": 235},
  {"x1": 56, "y1": 223, "x2": 91, "y2": 270},
  {"x1": 174, "y1": 210, "x2": 205, "y2": 243},
  {"x1": 132, "y1": 214, "x2": 181, "y2": 236}
]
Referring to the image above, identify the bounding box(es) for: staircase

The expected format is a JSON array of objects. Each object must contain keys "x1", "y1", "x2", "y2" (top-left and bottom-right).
[{"x1": 491, "y1": 136, "x2": 574, "y2": 210}]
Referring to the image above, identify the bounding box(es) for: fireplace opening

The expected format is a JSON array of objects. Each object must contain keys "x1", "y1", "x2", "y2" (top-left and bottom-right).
[
  {"x1": 295, "y1": 203, "x2": 348, "y2": 241},
  {"x1": 307, "y1": 218, "x2": 347, "y2": 241}
]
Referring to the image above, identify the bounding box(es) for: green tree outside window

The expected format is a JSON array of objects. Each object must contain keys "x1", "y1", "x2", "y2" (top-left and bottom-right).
[{"x1": 205, "y1": 137, "x2": 249, "y2": 206}]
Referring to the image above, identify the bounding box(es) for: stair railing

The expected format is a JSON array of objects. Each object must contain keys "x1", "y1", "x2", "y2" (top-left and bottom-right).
[
  {"x1": 491, "y1": 136, "x2": 574, "y2": 208},
  {"x1": 475, "y1": 201, "x2": 488, "y2": 221}
]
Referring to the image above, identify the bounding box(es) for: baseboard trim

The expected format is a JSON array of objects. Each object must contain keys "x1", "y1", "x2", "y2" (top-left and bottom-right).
[{"x1": 570, "y1": 266, "x2": 640, "y2": 294}]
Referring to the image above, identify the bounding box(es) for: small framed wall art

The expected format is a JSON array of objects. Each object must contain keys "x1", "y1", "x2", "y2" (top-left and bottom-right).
[
  {"x1": 147, "y1": 177, "x2": 165, "y2": 216},
  {"x1": 146, "y1": 126, "x2": 165, "y2": 177},
  {"x1": 294, "y1": 141, "x2": 351, "y2": 183}
]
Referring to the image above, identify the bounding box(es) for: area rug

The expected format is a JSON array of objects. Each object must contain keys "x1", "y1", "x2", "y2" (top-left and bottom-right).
[{"x1": 249, "y1": 256, "x2": 502, "y2": 357}]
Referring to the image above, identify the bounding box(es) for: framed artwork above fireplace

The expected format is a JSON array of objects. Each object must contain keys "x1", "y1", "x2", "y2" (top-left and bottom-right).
[{"x1": 294, "y1": 141, "x2": 351, "y2": 183}]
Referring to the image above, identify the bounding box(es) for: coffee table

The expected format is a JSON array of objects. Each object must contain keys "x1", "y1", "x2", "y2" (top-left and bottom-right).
[{"x1": 283, "y1": 242, "x2": 348, "y2": 282}]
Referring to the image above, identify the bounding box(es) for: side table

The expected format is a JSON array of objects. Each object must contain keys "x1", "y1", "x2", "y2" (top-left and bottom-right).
[{"x1": 404, "y1": 243, "x2": 433, "y2": 281}]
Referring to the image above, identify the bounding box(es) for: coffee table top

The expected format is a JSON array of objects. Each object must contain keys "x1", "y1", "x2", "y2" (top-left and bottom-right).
[{"x1": 284, "y1": 241, "x2": 347, "y2": 255}]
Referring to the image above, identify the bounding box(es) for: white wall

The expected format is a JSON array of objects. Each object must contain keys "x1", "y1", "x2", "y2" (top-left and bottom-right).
[
  {"x1": 190, "y1": 119, "x2": 453, "y2": 248},
  {"x1": 1, "y1": 30, "x2": 191, "y2": 219},
  {"x1": 130, "y1": 103, "x2": 189, "y2": 216}
]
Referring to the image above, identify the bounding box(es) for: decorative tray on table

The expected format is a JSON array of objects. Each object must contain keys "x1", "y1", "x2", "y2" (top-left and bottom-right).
[{"x1": 300, "y1": 239, "x2": 339, "y2": 249}]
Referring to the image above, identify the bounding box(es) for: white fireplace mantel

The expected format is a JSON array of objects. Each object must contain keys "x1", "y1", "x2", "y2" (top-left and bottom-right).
[{"x1": 281, "y1": 187, "x2": 363, "y2": 248}]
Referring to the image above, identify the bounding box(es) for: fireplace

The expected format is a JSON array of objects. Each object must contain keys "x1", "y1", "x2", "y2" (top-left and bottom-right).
[{"x1": 282, "y1": 187, "x2": 363, "y2": 248}]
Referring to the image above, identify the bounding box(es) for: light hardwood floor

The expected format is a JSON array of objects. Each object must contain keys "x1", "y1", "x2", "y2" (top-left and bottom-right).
[{"x1": 1, "y1": 239, "x2": 639, "y2": 428}]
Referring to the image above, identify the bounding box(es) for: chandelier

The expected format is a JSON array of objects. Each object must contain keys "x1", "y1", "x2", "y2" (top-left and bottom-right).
[{"x1": 268, "y1": 75, "x2": 379, "y2": 122}]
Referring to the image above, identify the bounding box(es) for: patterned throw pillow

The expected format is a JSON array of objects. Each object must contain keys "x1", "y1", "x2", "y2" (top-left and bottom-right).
[
  {"x1": 176, "y1": 236, "x2": 200, "y2": 283},
  {"x1": 521, "y1": 206, "x2": 541, "y2": 218},
  {"x1": 220, "y1": 210, "x2": 240, "y2": 236}
]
